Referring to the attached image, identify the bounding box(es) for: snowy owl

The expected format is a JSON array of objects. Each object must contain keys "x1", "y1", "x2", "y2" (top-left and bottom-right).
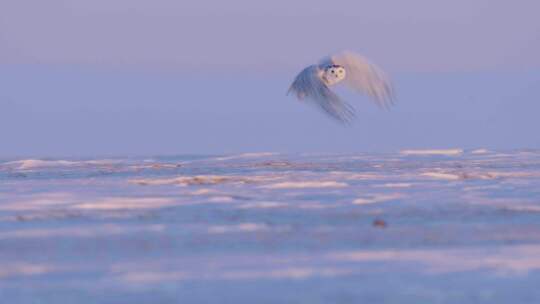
[{"x1": 288, "y1": 50, "x2": 394, "y2": 123}]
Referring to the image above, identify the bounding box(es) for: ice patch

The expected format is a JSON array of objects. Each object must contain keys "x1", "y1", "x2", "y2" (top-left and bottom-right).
[
  {"x1": 5, "y1": 159, "x2": 118, "y2": 170},
  {"x1": 117, "y1": 271, "x2": 188, "y2": 283},
  {"x1": 113, "y1": 245, "x2": 540, "y2": 286},
  {"x1": 400, "y1": 149, "x2": 463, "y2": 156},
  {"x1": 0, "y1": 263, "x2": 53, "y2": 278},
  {"x1": 213, "y1": 152, "x2": 279, "y2": 161},
  {"x1": 190, "y1": 188, "x2": 218, "y2": 195},
  {"x1": 353, "y1": 194, "x2": 403, "y2": 205},
  {"x1": 502, "y1": 205, "x2": 540, "y2": 213},
  {"x1": 130, "y1": 175, "x2": 279, "y2": 186},
  {"x1": 207, "y1": 223, "x2": 271, "y2": 234},
  {"x1": 218, "y1": 267, "x2": 348, "y2": 280},
  {"x1": 330, "y1": 245, "x2": 540, "y2": 275},
  {"x1": 471, "y1": 149, "x2": 490, "y2": 154},
  {"x1": 207, "y1": 196, "x2": 235, "y2": 203},
  {"x1": 261, "y1": 181, "x2": 348, "y2": 189},
  {"x1": 375, "y1": 183, "x2": 413, "y2": 188},
  {"x1": 132, "y1": 163, "x2": 182, "y2": 170},
  {"x1": 8, "y1": 159, "x2": 78, "y2": 169},
  {"x1": 0, "y1": 224, "x2": 165, "y2": 240},
  {"x1": 421, "y1": 172, "x2": 462, "y2": 180},
  {"x1": 116, "y1": 267, "x2": 349, "y2": 284},
  {"x1": 421, "y1": 171, "x2": 538, "y2": 181},
  {"x1": 74, "y1": 197, "x2": 176, "y2": 210},
  {"x1": 236, "y1": 202, "x2": 287, "y2": 209},
  {"x1": 0, "y1": 192, "x2": 76, "y2": 211},
  {"x1": 480, "y1": 172, "x2": 538, "y2": 179},
  {"x1": 129, "y1": 176, "x2": 237, "y2": 186},
  {"x1": 298, "y1": 202, "x2": 338, "y2": 210},
  {"x1": 330, "y1": 172, "x2": 381, "y2": 180}
]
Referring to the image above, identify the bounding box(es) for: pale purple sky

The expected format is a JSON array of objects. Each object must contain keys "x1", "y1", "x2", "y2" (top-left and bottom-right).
[{"x1": 1, "y1": 0, "x2": 539, "y2": 157}]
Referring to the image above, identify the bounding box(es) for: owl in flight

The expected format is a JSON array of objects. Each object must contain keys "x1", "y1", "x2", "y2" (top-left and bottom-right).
[{"x1": 288, "y1": 50, "x2": 394, "y2": 123}]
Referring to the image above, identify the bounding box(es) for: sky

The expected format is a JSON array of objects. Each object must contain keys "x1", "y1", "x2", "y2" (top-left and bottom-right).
[{"x1": 1, "y1": 0, "x2": 539, "y2": 157}]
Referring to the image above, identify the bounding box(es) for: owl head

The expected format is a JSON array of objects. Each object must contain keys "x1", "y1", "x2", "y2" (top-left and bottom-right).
[{"x1": 323, "y1": 65, "x2": 346, "y2": 85}]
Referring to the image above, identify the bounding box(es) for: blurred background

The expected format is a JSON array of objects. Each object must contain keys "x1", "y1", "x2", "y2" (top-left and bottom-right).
[{"x1": 1, "y1": 0, "x2": 539, "y2": 157}]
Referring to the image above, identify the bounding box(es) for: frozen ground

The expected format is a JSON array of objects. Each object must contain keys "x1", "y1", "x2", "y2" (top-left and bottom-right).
[{"x1": 1, "y1": 149, "x2": 540, "y2": 303}]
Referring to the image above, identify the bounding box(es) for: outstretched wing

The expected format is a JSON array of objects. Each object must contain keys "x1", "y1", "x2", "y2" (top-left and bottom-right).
[
  {"x1": 321, "y1": 50, "x2": 394, "y2": 109},
  {"x1": 288, "y1": 65, "x2": 355, "y2": 123}
]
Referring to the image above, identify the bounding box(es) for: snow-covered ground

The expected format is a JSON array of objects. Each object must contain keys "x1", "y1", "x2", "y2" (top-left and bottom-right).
[{"x1": 1, "y1": 150, "x2": 540, "y2": 303}]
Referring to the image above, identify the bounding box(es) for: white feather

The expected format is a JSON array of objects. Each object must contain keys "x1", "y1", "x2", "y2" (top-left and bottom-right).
[
  {"x1": 289, "y1": 50, "x2": 394, "y2": 123},
  {"x1": 326, "y1": 50, "x2": 394, "y2": 108},
  {"x1": 288, "y1": 65, "x2": 355, "y2": 123}
]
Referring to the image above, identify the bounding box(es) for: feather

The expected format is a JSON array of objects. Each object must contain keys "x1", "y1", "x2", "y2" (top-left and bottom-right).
[
  {"x1": 288, "y1": 50, "x2": 394, "y2": 123},
  {"x1": 288, "y1": 65, "x2": 355, "y2": 123},
  {"x1": 325, "y1": 50, "x2": 394, "y2": 108}
]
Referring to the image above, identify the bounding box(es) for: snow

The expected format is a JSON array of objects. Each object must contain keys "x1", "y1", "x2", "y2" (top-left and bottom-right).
[
  {"x1": 352, "y1": 193, "x2": 403, "y2": 205},
  {"x1": 260, "y1": 181, "x2": 348, "y2": 189},
  {"x1": 2, "y1": 149, "x2": 540, "y2": 303},
  {"x1": 4, "y1": 159, "x2": 118, "y2": 170},
  {"x1": 400, "y1": 149, "x2": 464, "y2": 156}
]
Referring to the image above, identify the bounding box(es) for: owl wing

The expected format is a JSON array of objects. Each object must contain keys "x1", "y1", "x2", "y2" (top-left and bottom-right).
[
  {"x1": 288, "y1": 65, "x2": 355, "y2": 123},
  {"x1": 321, "y1": 50, "x2": 395, "y2": 109}
]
